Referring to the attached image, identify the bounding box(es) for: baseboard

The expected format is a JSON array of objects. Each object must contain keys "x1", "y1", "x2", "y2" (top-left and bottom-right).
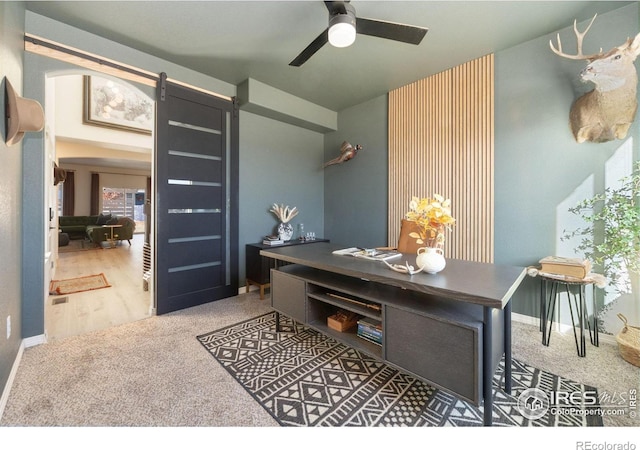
[
  {"x1": 512, "y1": 312, "x2": 616, "y2": 346},
  {"x1": 240, "y1": 284, "x2": 257, "y2": 295},
  {"x1": 23, "y1": 334, "x2": 46, "y2": 348},
  {"x1": 0, "y1": 340, "x2": 25, "y2": 422},
  {"x1": 597, "y1": 333, "x2": 617, "y2": 346},
  {"x1": 512, "y1": 312, "x2": 538, "y2": 327}
]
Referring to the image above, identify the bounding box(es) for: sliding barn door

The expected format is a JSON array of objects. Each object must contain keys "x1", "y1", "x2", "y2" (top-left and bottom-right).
[{"x1": 155, "y1": 75, "x2": 238, "y2": 314}]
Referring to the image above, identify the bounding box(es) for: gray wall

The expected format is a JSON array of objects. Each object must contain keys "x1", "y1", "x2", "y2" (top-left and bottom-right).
[
  {"x1": 495, "y1": 3, "x2": 640, "y2": 320},
  {"x1": 324, "y1": 95, "x2": 389, "y2": 248},
  {"x1": 0, "y1": 0, "x2": 26, "y2": 406},
  {"x1": 238, "y1": 111, "x2": 325, "y2": 282}
]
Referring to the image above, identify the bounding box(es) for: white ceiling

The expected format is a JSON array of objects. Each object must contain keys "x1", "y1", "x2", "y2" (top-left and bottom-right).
[{"x1": 25, "y1": 0, "x2": 633, "y2": 112}]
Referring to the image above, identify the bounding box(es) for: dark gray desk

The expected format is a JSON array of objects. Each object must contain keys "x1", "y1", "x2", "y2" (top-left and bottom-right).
[{"x1": 262, "y1": 242, "x2": 526, "y2": 426}]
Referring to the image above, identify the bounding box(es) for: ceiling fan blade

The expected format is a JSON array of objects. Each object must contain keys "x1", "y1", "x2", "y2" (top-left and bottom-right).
[
  {"x1": 356, "y1": 17, "x2": 428, "y2": 45},
  {"x1": 289, "y1": 29, "x2": 329, "y2": 67}
]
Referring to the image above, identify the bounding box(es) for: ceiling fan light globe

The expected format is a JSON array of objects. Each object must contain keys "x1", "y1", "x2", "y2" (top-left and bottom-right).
[{"x1": 328, "y1": 21, "x2": 356, "y2": 48}]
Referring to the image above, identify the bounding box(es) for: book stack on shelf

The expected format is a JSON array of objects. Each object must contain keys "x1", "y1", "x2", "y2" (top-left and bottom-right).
[
  {"x1": 538, "y1": 256, "x2": 591, "y2": 280},
  {"x1": 357, "y1": 317, "x2": 382, "y2": 346}
]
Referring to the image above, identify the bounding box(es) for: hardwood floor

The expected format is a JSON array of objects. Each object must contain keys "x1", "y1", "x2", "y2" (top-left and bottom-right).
[{"x1": 46, "y1": 233, "x2": 152, "y2": 342}]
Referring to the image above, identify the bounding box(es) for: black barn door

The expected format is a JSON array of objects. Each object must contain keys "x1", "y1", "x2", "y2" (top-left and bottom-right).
[{"x1": 155, "y1": 75, "x2": 238, "y2": 314}]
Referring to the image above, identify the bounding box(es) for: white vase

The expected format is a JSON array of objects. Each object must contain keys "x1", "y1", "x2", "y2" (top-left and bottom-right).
[
  {"x1": 416, "y1": 247, "x2": 446, "y2": 274},
  {"x1": 278, "y1": 222, "x2": 294, "y2": 241}
]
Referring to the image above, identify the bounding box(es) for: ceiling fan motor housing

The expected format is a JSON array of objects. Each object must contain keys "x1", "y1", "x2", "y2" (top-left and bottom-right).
[
  {"x1": 290, "y1": 1, "x2": 427, "y2": 66},
  {"x1": 328, "y1": 3, "x2": 356, "y2": 47}
]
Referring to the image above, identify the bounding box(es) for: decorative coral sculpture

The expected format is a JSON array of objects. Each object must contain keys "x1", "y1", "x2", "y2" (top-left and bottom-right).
[{"x1": 270, "y1": 203, "x2": 298, "y2": 223}]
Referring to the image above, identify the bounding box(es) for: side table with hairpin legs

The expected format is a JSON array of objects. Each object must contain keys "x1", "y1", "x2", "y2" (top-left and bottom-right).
[{"x1": 539, "y1": 274, "x2": 599, "y2": 357}]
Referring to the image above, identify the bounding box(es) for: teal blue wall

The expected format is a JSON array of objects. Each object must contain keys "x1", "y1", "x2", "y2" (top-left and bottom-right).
[
  {"x1": 495, "y1": 3, "x2": 640, "y2": 319},
  {"x1": 239, "y1": 111, "x2": 325, "y2": 281},
  {"x1": 0, "y1": 0, "x2": 26, "y2": 411},
  {"x1": 324, "y1": 95, "x2": 389, "y2": 248}
]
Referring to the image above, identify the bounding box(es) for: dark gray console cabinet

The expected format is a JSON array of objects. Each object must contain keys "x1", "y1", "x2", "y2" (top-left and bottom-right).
[{"x1": 245, "y1": 239, "x2": 328, "y2": 299}]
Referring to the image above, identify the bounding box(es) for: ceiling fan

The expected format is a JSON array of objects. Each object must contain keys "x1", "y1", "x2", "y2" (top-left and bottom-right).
[{"x1": 290, "y1": 1, "x2": 428, "y2": 67}]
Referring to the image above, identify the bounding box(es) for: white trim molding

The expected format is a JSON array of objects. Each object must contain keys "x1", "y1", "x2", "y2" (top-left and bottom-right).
[
  {"x1": 512, "y1": 312, "x2": 617, "y2": 346},
  {"x1": 0, "y1": 341, "x2": 25, "y2": 421}
]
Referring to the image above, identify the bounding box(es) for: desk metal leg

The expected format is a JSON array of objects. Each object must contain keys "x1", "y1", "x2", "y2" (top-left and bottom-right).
[
  {"x1": 483, "y1": 306, "x2": 493, "y2": 426},
  {"x1": 504, "y1": 301, "x2": 512, "y2": 395},
  {"x1": 273, "y1": 260, "x2": 281, "y2": 332}
]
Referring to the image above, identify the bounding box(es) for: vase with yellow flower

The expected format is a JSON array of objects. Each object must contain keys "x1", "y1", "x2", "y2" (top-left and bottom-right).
[{"x1": 405, "y1": 194, "x2": 455, "y2": 274}]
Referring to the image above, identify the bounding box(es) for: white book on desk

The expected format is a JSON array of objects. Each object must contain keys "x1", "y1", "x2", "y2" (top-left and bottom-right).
[{"x1": 332, "y1": 247, "x2": 402, "y2": 262}]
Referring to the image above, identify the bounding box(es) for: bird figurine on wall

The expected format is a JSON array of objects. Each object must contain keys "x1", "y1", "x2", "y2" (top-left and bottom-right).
[{"x1": 323, "y1": 141, "x2": 362, "y2": 168}]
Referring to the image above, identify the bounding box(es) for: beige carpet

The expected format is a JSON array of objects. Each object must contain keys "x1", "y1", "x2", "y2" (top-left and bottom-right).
[{"x1": 1, "y1": 291, "x2": 638, "y2": 433}]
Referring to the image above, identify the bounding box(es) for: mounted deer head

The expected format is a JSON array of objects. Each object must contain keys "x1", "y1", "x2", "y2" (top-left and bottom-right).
[{"x1": 550, "y1": 15, "x2": 640, "y2": 143}]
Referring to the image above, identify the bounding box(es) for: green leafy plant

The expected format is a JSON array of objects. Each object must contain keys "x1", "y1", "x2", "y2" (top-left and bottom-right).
[{"x1": 562, "y1": 161, "x2": 640, "y2": 294}]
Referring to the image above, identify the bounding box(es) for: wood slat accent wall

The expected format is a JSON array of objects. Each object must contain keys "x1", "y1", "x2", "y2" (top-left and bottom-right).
[{"x1": 388, "y1": 54, "x2": 494, "y2": 263}]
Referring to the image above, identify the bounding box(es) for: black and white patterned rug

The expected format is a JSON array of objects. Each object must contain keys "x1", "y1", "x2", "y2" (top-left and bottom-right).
[{"x1": 197, "y1": 312, "x2": 603, "y2": 427}]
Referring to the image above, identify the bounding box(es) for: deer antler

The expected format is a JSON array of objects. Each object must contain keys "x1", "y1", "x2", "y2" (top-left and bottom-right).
[{"x1": 549, "y1": 14, "x2": 604, "y2": 60}]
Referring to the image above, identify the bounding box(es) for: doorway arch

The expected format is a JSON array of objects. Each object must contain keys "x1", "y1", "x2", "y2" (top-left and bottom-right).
[{"x1": 22, "y1": 64, "x2": 156, "y2": 342}]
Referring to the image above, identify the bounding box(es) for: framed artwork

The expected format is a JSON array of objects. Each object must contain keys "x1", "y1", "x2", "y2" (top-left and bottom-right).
[{"x1": 83, "y1": 75, "x2": 153, "y2": 134}]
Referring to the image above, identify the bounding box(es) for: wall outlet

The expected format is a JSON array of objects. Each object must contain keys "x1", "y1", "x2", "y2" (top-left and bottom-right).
[{"x1": 6, "y1": 315, "x2": 11, "y2": 339}]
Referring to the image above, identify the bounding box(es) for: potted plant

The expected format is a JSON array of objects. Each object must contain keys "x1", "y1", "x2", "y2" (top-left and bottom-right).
[
  {"x1": 563, "y1": 161, "x2": 640, "y2": 291},
  {"x1": 562, "y1": 160, "x2": 640, "y2": 334}
]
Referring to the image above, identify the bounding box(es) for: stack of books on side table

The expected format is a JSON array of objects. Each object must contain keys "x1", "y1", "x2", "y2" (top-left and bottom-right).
[
  {"x1": 538, "y1": 256, "x2": 591, "y2": 279},
  {"x1": 263, "y1": 235, "x2": 284, "y2": 246},
  {"x1": 357, "y1": 317, "x2": 382, "y2": 346}
]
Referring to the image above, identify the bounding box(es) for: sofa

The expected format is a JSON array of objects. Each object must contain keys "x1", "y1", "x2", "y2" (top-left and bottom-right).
[{"x1": 59, "y1": 214, "x2": 136, "y2": 245}]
